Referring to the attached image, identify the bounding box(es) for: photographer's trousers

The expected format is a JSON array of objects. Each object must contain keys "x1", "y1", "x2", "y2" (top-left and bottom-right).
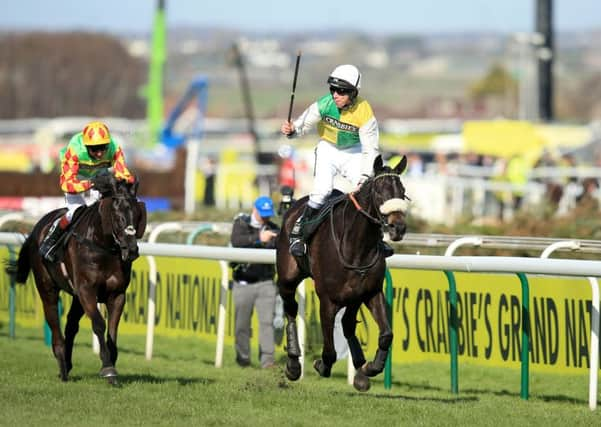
[{"x1": 232, "y1": 280, "x2": 277, "y2": 368}]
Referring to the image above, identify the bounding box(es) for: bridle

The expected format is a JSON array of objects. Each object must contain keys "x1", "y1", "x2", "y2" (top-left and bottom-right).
[
  {"x1": 349, "y1": 172, "x2": 410, "y2": 227},
  {"x1": 71, "y1": 190, "x2": 137, "y2": 257},
  {"x1": 330, "y1": 172, "x2": 409, "y2": 274}
]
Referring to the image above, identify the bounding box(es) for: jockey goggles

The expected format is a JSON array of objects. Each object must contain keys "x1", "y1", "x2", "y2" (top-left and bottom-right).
[
  {"x1": 330, "y1": 86, "x2": 353, "y2": 96},
  {"x1": 87, "y1": 144, "x2": 109, "y2": 153}
]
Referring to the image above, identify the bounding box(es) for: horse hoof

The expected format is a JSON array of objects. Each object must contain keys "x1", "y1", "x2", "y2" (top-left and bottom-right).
[
  {"x1": 361, "y1": 362, "x2": 381, "y2": 378},
  {"x1": 99, "y1": 367, "x2": 118, "y2": 378},
  {"x1": 353, "y1": 371, "x2": 371, "y2": 392},
  {"x1": 285, "y1": 358, "x2": 301, "y2": 381},
  {"x1": 313, "y1": 359, "x2": 331, "y2": 378}
]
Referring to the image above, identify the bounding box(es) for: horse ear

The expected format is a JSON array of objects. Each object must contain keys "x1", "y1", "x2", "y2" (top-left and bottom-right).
[
  {"x1": 129, "y1": 180, "x2": 139, "y2": 197},
  {"x1": 372, "y1": 155, "x2": 384, "y2": 174},
  {"x1": 394, "y1": 155, "x2": 408, "y2": 175}
]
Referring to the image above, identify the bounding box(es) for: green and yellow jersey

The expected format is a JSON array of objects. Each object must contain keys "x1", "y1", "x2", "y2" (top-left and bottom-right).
[{"x1": 59, "y1": 133, "x2": 134, "y2": 194}]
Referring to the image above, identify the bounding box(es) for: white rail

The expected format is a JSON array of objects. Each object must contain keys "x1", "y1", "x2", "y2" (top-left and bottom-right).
[{"x1": 1, "y1": 232, "x2": 600, "y2": 410}]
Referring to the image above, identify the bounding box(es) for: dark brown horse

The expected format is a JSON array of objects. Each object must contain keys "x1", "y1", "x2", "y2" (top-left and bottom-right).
[
  {"x1": 276, "y1": 155, "x2": 408, "y2": 391},
  {"x1": 11, "y1": 175, "x2": 146, "y2": 384}
]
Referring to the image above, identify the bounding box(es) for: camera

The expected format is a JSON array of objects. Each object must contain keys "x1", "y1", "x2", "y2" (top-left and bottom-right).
[{"x1": 278, "y1": 185, "x2": 295, "y2": 215}]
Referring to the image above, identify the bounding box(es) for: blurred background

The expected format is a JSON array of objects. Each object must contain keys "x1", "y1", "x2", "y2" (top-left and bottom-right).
[{"x1": 1, "y1": 0, "x2": 601, "y2": 235}]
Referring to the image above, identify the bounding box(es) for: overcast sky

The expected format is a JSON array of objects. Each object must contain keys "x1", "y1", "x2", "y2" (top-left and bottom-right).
[{"x1": 2, "y1": 0, "x2": 600, "y2": 35}]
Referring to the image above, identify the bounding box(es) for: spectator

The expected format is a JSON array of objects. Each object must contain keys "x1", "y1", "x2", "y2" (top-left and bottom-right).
[
  {"x1": 575, "y1": 177, "x2": 599, "y2": 210},
  {"x1": 201, "y1": 155, "x2": 217, "y2": 207},
  {"x1": 230, "y1": 196, "x2": 280, "y2": 368}
]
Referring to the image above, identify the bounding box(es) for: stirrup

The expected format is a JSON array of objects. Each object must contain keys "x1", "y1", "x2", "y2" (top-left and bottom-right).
[
  {"x1": 289, "y1": 239, "x2": 306, "y2": 257},
  {"x1": 40, "y1": 237, "x2": 60, "y2": 262},
  {"x1": 40, "y1": 243, "x2": 58, "y2": 262},
  {"x1": 39, "y1": 219, "x2": 63, "y2": 262}
]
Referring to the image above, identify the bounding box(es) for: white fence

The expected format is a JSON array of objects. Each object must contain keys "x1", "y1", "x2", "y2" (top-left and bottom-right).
[{"x1": 1, "y1": 232, "x2": 599, "y2": 410}]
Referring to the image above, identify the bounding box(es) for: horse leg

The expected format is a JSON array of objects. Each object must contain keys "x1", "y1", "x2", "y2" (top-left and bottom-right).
[
  {"x1": 278, "y1": 278, "x2": 302, "y2": 381},
  {"x1": 341, "y1": 305, "x2": 370, "y2": 392},
  {"x1": 313, "y1": 300, "x2": 337, "y2": 378},
  {"x1": 360, "y1": 291, "x2": 393, "y2": 378},
  {"x1": 77, "y1": 288, "x2": 116, "y2": 380},
  {"x1": 64, "y1": 297, "x2": 84, "y2": 375},
  {"x1": 105, "y1": 292, "x2": 125, "y2": 367},
  {"x1": 103, "y1": 292, "x2": 125, "y2": 386},
  {"x1": 39, "y1": 288, "x2": 68, "y2": 381}
]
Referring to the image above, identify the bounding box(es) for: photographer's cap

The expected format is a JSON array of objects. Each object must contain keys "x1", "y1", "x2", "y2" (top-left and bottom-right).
[{"x1": 254, "y1": 196, "x2": 275, "y2": 218}]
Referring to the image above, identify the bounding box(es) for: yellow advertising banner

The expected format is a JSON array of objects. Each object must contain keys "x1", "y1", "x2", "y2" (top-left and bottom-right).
[{"x1": 1, "y1": 250, "x2": 598, "y2": 374}]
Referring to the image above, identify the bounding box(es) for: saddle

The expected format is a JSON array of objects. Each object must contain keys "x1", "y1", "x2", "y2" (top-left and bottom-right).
[
  {"x1": 302, "y1": 190, "x2": 347, "y2": 241},
  {"x1": 41, "y1": 205, "x2": 96, "y2": 295},
  {"x1": 48, "y1": 205, "x2": 89, "y2": 262}
]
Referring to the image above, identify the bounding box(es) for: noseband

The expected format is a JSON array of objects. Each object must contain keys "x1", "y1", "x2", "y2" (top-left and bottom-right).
[{"x1": 349, "y1": 172, "x2": 410, "y2": 227}]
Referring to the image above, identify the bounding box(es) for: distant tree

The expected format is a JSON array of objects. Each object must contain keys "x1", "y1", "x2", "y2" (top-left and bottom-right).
[
  {"x1": 0, "y1": 32, "x2": 146, "y2": 119},
  {"x1": 467, "y1": 63, "x2": 518, "y2": 118},
  {"x1": 469, "y1": 63, "x2": 517, "y2": 99}
]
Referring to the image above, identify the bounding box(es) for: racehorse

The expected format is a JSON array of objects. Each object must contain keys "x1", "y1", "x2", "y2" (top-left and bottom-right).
[
  {"x1": 10, "y1": 174, "x2": 146, "y2": 384},
  {"x1": 276, "y1": 155, "x2": 409, "y2": 391}
]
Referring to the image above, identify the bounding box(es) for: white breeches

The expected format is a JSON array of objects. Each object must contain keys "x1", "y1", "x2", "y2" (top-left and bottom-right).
[
  {"x1": 64, "y1": 189, "x2": 101, "y2": 222},
  {"x1": 309, "y1": 140, "x2": 363, "y2": 208}
]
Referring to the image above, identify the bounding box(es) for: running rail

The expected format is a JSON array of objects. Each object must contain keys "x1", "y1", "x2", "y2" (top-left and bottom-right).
[{"x1": 1, "y1": 232, "x2": 600, "y2": 410}]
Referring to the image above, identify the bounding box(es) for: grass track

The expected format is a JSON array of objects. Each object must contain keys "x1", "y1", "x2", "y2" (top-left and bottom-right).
[{"x1": 1, "y1": 326, "x2": 599, "y2": 426}]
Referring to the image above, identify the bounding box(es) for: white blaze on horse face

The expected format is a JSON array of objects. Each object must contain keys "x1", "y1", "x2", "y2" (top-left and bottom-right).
[{"x1": 379, "y1": 198, "x2": 409, "y2": 215}]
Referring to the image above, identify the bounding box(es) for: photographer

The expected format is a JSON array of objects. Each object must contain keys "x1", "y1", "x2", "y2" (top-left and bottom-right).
[{"x1": 230, "y1": 196, "x2": 280, "y2": 368}]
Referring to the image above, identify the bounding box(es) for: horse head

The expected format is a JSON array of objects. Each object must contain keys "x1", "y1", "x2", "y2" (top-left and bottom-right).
[
  {"x1": 367, "y1": 155, "x2": 409, "y2": 241},
  {"x1": 99, "y1": 178, "x2": 146, "y2": 262}
]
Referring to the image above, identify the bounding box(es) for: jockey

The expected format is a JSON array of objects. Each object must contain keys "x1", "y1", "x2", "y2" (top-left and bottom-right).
[
  {"x1": 39, "y1": 121, "x2": 135, "y2": 262},
  {"x1": 281, "y1": 64, "x2": 392, "y2": 257}
]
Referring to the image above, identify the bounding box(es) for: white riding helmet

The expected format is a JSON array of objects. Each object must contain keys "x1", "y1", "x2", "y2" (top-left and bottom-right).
[{"x1": 327, "y1": 64, "x2": 361, "y2": 91}]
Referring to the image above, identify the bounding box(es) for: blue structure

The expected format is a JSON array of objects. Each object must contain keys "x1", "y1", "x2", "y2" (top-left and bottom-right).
[{"x1": 160, "y1": 76, "x2": 209, "y2": 149}]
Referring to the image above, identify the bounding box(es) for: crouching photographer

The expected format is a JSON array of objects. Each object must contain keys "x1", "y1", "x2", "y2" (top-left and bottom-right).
[{"x1": 230, "y1": 196, "x2": 280, "y2": 369}]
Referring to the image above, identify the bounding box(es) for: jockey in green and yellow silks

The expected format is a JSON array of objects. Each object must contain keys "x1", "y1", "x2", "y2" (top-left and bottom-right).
[
  {"x1": 315, "y1": 93, "x2": 377, "y2": 149},
  {"x1": 40, "y1": 121, "x2": 135, "y2": 262},
  {"x1": 60, "y1": 122, "x2": 134, "y2": 193},
  {"x1": 281, "y1": 64, "x2": 387, "y2": 257}
]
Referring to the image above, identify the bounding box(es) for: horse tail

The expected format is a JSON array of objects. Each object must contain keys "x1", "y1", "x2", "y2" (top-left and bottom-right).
[{"x1": 13, "y1": 234, "x2": 33, "y2": 284}]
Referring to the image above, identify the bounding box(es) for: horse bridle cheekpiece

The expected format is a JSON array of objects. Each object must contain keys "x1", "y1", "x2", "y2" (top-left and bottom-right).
[
  {"x1": 349, "y1": 172, "x2": 410, "y2": 227},
  {"x1": 374, "y1": 172, "x2": 410, "y2": 215}
]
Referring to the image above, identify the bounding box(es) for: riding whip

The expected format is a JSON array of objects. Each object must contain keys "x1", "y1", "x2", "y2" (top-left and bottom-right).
[{"x1": 287, "y1": 50, "x2": 302, "y2": 123}]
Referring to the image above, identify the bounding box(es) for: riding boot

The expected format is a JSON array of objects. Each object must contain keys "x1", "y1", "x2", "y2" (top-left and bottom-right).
[
  {"x1": 39, "y1": 215, "x2": 69, "y2": 262},
  {"x1": 289, "y1": 205, "x2": 319, "y2": 257}
]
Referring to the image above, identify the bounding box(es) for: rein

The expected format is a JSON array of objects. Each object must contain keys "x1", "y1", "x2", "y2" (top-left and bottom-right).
[
  {"x1": 72, "y1": 231, "x2": 119, "y2": 255},
  {"x1": 348, "y1": 192, "x2": 384, "y2": 226},
  {"x1": 329, "y1": 171, "x2": 407, "y2": 274},
  {"x1": 330, "y1": 203, "x2": 381, "y2": 274},
  {"x1": 70, "y1": 193, "x2": 131, "y2": 256},
  {"x1": 348, "y1": 172, "x2": 404, "y2": 225}
]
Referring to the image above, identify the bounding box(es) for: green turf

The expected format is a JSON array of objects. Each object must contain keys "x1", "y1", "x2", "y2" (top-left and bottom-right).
[{"x1": 0, "y1": 327, "x2": 599, "y2": 426}]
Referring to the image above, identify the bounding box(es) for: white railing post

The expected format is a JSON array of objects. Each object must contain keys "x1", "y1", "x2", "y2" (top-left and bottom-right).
[
  {"x1": 214, "y1": 259, "x2": 228, "y2": 368},
  {"x1": 445, "y1": 236, "x2": 483, "y2": 257},
  {"x1": 145, "y1": 222, "x2": 183, "y2": 360},
  {"x1": 0, "y1": 213, "x2": 25, "y2": 229},
  {"x1": 540, "y1": 240, "x2": 599, "y2": 411}
]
